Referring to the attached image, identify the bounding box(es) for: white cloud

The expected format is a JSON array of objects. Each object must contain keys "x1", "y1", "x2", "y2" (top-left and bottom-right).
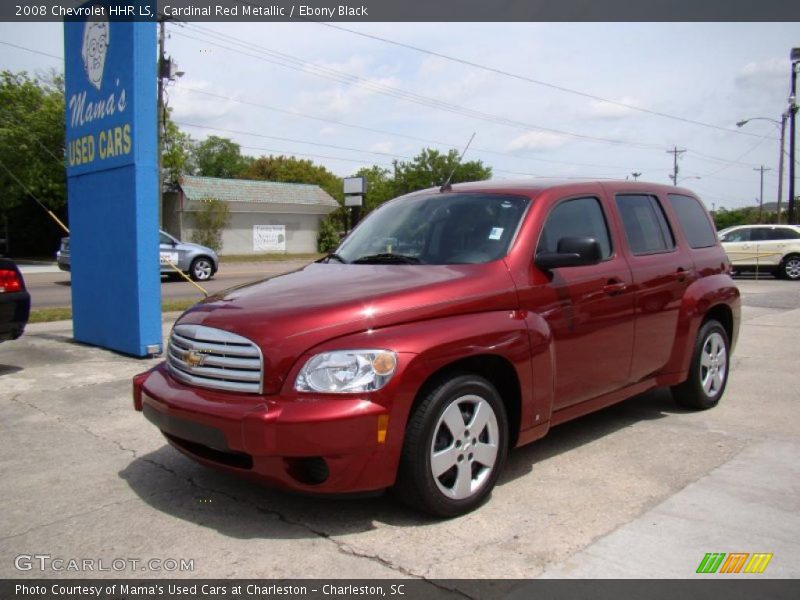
[
  {"x1": 735, "y1": 58, "x2": 790, "y2": 91},
  {"x1": 507, "y1": 131, "x2": 568, "y2": 152},
  {"x1": 319, "y1": 126, "x2": 338, "y2": 136},
  {"x1": 169, "y1": 78, "x2": 237, "y2": 123},
  {"x1": 418, "y1": 55, "x2": 449, "y2": 77},
  {"x1": 370, "y1": 141, "x2": 393, "y2": 153},
  {"x1": 586, "y1": 97, "x2": 639, "y2": 120}
]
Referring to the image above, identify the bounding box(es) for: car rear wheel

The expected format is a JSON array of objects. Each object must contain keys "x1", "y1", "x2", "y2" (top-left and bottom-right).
[
  {"x1": 780, "y1": 255, "x2": 800, "y2": 281},
  {"x1": 671, "y1": 319, "x2": 730, "y2": 410},
  {"x1": 189, "y1": 257, "x2": 214, "y2": 281},
  {"x1": 395, "y1": 374, "x2": 508, "y2": 518}
]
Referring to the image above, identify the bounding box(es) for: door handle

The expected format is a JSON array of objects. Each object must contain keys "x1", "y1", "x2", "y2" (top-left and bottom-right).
[
  {"x1": 675, "y1": 267, "x2": 689, "y2": 282},
  {"x1": 603, "y1": 280, "x2": 627, "y2": 295}
]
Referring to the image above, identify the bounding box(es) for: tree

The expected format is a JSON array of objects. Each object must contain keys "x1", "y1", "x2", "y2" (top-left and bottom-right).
[
  {"x1": 317, "y1": 216, "x2": 340, "y2": 252},
  {"x1": 0, "y1": 70, "x2": 66, "y2": 256},
  {"x1": 392, "y1": 148, "x2": 492, "y2": 196},
  {"x1": 193, "y1": 135, "x2": 250, "y2": 179},
  {"x1": 354, "y1": 165, "x2": 394, "y2": 213},
  {"x1": 191, "y1": 197, "x2": 230, "y2": 252},
  {"x1": 244, "y1": 155, "x2": 343, "y2": 200},
  {"x1": 162, "y1": 109, "x2": 196, "y2": 184}
]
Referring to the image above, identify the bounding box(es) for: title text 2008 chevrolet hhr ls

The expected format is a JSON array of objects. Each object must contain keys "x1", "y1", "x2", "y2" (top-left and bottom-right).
[{"x1": 134, "y1": 180, "x2": 739, "y2": 517}]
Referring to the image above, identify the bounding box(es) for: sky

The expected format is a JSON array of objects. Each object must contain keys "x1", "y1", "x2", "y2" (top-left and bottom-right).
[{"x1": 0, "y1": 21, "x2": 797, "y2": 210}]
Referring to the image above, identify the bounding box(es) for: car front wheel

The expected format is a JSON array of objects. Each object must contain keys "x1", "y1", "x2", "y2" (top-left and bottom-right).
[
  {"x1": 672, "y1": 319, "x2": 730, "y2": 410},
  {"x1": 395, "y1": 374, "x2": 508, "y2": 518},
  {"x1": 189, "y1": 257, "x2": 214, "y2": 281},
  {"x1": 780, "y1": 255, "x2": 800, "y2": 281}
]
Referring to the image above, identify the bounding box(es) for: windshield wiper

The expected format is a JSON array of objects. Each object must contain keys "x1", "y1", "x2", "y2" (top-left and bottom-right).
[
  {"x1": 319, "y1": 253, "x2": 348, "y2": 264},
  {"x1": 352, "y1": 253, "x2": 422, "y2": 265}
]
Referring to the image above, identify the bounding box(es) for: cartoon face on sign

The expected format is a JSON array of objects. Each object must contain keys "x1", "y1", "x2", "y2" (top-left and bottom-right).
[{"x1": 81, "y1": 18, "x2": 109, "y2": 90}]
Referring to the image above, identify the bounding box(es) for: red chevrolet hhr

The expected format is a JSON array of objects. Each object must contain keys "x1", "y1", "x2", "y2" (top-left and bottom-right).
[{"x1": 134, "y1": 180, "x2": 740, "y2": 516}]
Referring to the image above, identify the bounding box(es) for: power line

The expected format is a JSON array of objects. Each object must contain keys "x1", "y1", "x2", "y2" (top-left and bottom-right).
[
  {"x1": 0, "y1": 40, "x2": 62, "y2": 61},
  {"x1": 173, "y1": 25, "x2": 663, "y2": 151},
  {"x1": 309, "y1": 20, "x2": 775, "y2": 141},
  {"x1": 177, "y1": 85, "x2": 670, "y2": 173},
  {"x1": 174, "y1": 24, "x2": 769, "y2": 170}
]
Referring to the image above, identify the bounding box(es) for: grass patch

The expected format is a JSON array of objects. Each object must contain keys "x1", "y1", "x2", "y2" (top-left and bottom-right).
[
  {"x1": 29, "y1": 299, "x2": 204, "y2": 323},
  {"x1": 220, "y1": 253, "x2": 323, "y2": 263},
  {"x1": 28, "y1": 307, "x2": 73, "y2": 323}
]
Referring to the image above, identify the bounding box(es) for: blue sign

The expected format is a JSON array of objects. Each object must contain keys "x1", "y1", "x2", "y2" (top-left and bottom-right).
[{"x1": 64, "y1": 2, "x2": 161, "y2": 357}]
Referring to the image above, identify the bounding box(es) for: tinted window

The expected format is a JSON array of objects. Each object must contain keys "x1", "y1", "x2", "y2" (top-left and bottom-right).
[
  {"x1": 719, "y1": 228, "x2": 750, "y2": 243},
  {"x1": 537, "y1": 197, "x2": 612, "y2": 259},
  {"x1": 766, "y1": 227, "x2": 800, "y2": 241},
  {"x1": 615, "y1": 194, "x2": 675, "y2": 255},
  {"x1": 750, "y1": 228, "x2": 773, "y2": 242},
  {"x1": 159, "y1": 233, "x2": 173, "y2": 245},
  {"x1": 667, "y1": 194, "x2": 717, "y2": 248},
  {"x1": 337, "y1": 193, "x2": 529, "y2": 264}
]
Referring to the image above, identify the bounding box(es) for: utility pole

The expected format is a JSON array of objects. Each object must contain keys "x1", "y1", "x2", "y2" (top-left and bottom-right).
[
  {"x1": 754, "y1": 166, "x2": 771, "y2": 223},
  {"x1": 789, "y1": 49, "x2": 799, "y2": 224},
  {"x1": 667, "y1": 146, "x2": 686, "y2": 186},
  {"x1": 157, "y1": 17, "x2": 166, "y2": 226},
  {"x1": 776, "y1": 112, "x2": 787, "y2": 223}
]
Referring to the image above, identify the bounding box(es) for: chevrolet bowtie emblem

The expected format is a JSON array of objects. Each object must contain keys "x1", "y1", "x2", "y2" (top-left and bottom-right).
[{"x1": 183, "y1": 349, "x2": 207, "y2": 368}]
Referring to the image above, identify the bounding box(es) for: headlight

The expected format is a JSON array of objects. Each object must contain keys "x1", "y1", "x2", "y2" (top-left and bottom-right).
[{"x1": 295, "y1": 349, "x2": 397, "y2": 393}]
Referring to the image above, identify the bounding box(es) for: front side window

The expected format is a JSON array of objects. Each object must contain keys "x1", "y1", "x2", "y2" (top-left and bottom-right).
[
  {"x1": 667, "y1": 194, "x2": 717, "y2": 248},
  {"x1": 719, "y1": 228, "x2": 750, "y2": 243},
  {"x1": 336, "y1": 193, "x2": 529, "y2": 265},
  {"x1": 159, "y1": 232, "x2": 174, "y2": 245},
  {"x1": 615, "y1": 194, "x2": 675, "y2": 255},
  {"x1": 537, "y1": 196, "x2": 612, "y2": 259}
]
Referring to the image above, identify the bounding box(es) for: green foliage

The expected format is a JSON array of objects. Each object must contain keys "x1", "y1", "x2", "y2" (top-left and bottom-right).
[
  {"x1": 162, "y1": 109, "x2": 196, "y2": 184},
  {"x1": 713, "y1": 207, "x2": 778, "y2": 230},
  {"x1": 317, "y1": 217, "x2": 340, "y2": 253},
  {"x1": 191, "y1": 197, "x2": 230, "y2": 252},
  {"x1": 194, "y1": 136, "x2": 251, "y2": 178},
  {"x1": 0, "y1": 70, "x2": 67, "y2": 255},
  {"x1": 244, "y1": 155, "x2": 343, "y2": 201},
  {"x1": 392, "y1": 148, "x2": 492, "y2": 196}
]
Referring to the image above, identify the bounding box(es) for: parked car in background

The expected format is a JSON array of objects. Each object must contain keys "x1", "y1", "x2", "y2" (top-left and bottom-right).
[
  {"x1": 0, "y1": 258, "x2": 31, "y2": 342},
  {"x1": 719, "y1": 224, "x2": 800, "y2": 280},
  {"x1": 57, "y1": 230, "x2": 219, "y2": 281},
  {"x1": 134, "y1": 180, "x2": 740, "y2": 517}
]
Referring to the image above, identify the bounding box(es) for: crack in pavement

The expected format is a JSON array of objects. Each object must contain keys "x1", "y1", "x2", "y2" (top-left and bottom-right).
[{"x1": 4, "y1": 393, "x2": 474, "y2": 596}]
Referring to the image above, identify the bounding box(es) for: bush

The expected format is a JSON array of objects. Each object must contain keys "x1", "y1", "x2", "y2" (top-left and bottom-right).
[
  {"x1": 191, "y1": 197, "x2": 229, "y2": 252},
  {"x1": 317, "y1": 217, "x2": 340, "y2": 253}
]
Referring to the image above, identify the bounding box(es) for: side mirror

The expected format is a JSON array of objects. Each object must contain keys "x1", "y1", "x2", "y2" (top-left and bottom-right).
[{"x1": 535, "y1": 236, "x2": 602, "y2": 270}]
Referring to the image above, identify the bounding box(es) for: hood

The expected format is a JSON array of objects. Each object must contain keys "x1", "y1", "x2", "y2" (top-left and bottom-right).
[
  {"x1": 176, "y1": 262, "x2": 518, "y2": 393},
  {"x1": 177, "y1": 241, "x2": 217, "y2": 255}
]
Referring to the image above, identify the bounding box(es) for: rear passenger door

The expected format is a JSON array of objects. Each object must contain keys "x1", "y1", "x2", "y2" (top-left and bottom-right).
[
  {"x1": 526, "y1": 195, "x2": 635, "y2": 410},
  {"x1": 614, "y1": 193, "x2": 694, "y2": 382}
]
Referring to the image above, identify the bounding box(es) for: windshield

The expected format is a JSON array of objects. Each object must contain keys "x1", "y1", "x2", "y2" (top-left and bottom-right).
[{"x1": 336, "y1": 193, "x2": 529, "y2": 265}]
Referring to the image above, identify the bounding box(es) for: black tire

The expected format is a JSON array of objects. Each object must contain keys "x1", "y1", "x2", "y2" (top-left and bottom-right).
[
  {"x1": 395, "y1": 374, "x2": 508, "y2": 518},
  {"x1": 671, "y1": 319, "x2": 730, "y2": 410},
  {"x1": 189, "y1": 257, "x2": 214, "y2": 281},
  {"x1": 780, "y1": 254, "x2": 800, "y2": 281}
]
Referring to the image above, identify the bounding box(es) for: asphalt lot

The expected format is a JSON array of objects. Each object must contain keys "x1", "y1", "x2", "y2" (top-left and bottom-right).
[
  {"x1": 0, "y1": 278, "x2": 798, "y2": 585},
  {"x1": 20, "y1": 261, "x2": 311, "y2": 309}
]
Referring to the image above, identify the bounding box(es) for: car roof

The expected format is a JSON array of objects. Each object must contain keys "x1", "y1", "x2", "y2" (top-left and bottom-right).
[{"x1": 409, "y1": 178, "x2": 698, "y2": 198}]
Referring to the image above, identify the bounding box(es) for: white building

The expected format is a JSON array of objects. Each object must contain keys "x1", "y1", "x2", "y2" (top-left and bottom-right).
[{"x1": 163, "y1": 175, "x2": 339, "y2": 254}]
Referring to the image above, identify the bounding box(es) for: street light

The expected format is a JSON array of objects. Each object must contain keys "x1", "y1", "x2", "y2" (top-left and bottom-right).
[
  {"x1": 788, "y1": 47, "x2": 800, "y2": 224},
  {"x1": 737, "y1": 115, "x2": 787, "y2": 223}
]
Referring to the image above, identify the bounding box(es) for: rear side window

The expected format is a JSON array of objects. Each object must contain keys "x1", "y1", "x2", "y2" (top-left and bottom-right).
[
  {"x1": 667, "y1": 194, "x2": 717, "y2": 248},
  {"x1": 537, "y1": 196, "x2": 612, "y2": 259},
  {"x1": 766, "y1": 227, "x2": 800, "y2": 241},
  {"x1": 615, "y1": 194, "x2": 675, "y2": 255}
]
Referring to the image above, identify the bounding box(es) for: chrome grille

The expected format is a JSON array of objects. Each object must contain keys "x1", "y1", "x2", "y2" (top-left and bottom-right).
[{"x1": 167, "y1": 324, "x2": 263, "y2": 393}]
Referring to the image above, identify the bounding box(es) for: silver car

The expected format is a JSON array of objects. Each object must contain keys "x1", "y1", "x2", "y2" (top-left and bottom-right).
[{"x1": 56, "y1": 230, "x2": 220, "y2": 282}]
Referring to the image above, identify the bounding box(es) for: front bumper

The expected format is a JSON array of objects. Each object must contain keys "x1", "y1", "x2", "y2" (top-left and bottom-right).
[{"x1": 134, "y1": 363, "x2": 403, "y2": 494}]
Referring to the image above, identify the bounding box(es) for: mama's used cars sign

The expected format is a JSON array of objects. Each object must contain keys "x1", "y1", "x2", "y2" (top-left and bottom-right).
[
  {"x1": 65, "y1": 12, "x2": 135, "y2": 175},
  {"x1": 64, "y1": 3, "x2": 161, "y2": 357}
]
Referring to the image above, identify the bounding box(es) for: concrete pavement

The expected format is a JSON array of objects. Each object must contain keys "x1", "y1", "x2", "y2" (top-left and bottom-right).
[{"x1": 0, "y1": 279, "x2": 798, "y2": 584}]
